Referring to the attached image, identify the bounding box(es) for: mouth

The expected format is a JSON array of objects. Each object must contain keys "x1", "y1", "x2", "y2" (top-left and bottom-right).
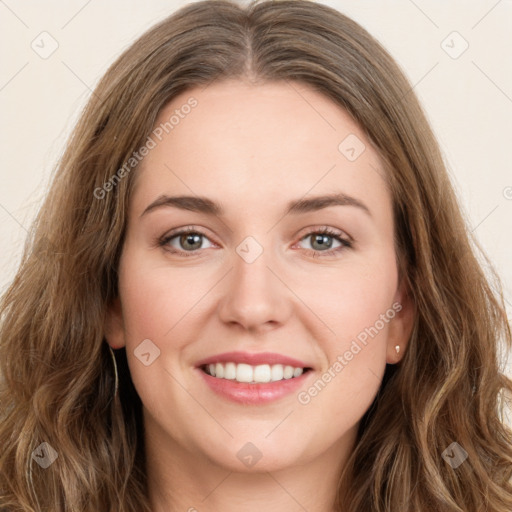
[
  {"x1": 195, "y1": 351, "x2": 314, "y2": 404},
  {"x1": 200, "y1": 362, "x2": 313, "y2": 384}
]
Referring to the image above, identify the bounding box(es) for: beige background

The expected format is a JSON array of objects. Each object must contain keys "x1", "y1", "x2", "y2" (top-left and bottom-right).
[{"x1": 1, "y1": 1, "x2": 511, "y2": 386}]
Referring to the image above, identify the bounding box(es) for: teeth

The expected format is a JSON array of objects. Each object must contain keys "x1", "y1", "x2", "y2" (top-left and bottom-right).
[
  {"x1": 293, "y1": 367, "x2": 303, "y2": 377},
  {"x1": 224, "y1": 362, "x2": 237, "y2": 380},
  {"x1": 204, "y1": 362, "x2": 305, "y2": 383}
]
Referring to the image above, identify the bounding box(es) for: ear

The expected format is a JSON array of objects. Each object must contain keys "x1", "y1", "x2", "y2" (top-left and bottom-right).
[
  {"x1": 104, "y1": 297, "x2": 126, "y2": 349},
  {"x1": 386, "y1": 277, "x2": 415, "y2": 364}
]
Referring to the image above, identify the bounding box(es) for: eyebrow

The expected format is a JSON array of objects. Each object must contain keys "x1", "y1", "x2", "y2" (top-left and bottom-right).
[{"x1": 140, "y1": 192, "x2": 371, "y2": 218}]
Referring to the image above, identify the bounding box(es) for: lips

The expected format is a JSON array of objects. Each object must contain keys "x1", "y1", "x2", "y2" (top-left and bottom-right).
[{"x1": 195, "y1": 351, "x2": 312, "y2": 369}]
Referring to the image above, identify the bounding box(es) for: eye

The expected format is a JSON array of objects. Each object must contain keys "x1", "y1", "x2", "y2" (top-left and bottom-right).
[
  {"x1": 296, "y1": 227, "x2": 352, "y2": 257},
  {"x1": 158, "y1": 227, "x2": 214, "y2": 256}
]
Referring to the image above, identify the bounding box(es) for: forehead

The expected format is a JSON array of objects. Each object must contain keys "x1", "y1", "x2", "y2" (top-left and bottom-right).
[{"x1": 132, "y1": 79, "x2": 390, "y2": 220}]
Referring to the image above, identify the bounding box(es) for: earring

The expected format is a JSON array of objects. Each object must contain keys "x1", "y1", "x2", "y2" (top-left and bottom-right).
[
  {"x1": 108, "y1": 345, "x2": 119, "y2": 397},
  {"x1": 395, "y1": 345, "x2": 400, "y2": 355}
]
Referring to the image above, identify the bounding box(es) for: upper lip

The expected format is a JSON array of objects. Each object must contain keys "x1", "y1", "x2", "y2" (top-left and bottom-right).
[{"x1": 195, "y1": 351, "x2": 312, "y2": 369}]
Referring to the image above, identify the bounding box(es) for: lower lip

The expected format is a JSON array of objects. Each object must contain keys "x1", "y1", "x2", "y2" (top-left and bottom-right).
[{"x1": 196, "y1": 368, "x2": 312, "y2": 404}]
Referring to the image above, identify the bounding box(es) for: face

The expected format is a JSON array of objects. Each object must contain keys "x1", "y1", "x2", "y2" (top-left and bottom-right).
[{"x1": 106, "y1": 79, "x2": 413, "y2": 474}]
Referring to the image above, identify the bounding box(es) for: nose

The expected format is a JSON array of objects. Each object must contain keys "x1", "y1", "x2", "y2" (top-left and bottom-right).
[{"x1": 217, "y1": 244, "x2": 292, "y2": 333}]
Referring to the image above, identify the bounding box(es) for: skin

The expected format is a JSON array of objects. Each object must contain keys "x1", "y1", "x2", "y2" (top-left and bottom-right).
[{"x1": 105, "y1": 79, "x2": 414, "y2": 512}]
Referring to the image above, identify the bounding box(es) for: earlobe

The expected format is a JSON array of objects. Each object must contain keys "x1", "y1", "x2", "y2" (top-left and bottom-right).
[
  {"x1": 386, "y1": 278, "x2": 415, "y2": 364},
  {"x1": 104, "y1": 297, "x2": 126, "y2": 349}
]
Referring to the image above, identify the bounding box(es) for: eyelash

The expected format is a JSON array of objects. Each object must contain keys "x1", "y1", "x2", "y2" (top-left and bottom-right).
[{"x1": 157, "y1": 226, "x2": 353, "y2": 259}]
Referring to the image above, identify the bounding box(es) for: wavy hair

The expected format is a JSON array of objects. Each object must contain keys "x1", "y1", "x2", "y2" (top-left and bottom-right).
[{"x1": 1, "y1": 1, "x2": 511, "y2": 510}]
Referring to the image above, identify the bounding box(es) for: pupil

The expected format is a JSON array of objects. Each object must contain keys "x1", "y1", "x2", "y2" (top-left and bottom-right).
[
  {"x1": 312, "y1": 234, "x2": 332, "y2": 250},
  {"x1": 181, "y1": 233, "x2": 202, "y2": 250}
]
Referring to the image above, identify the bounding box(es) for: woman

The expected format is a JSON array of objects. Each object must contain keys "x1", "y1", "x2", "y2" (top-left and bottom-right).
[{"x1": 1, "y1": 1, "x2": 511, "y2": 511}]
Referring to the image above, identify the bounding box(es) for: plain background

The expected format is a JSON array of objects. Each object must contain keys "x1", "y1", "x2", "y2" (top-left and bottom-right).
[{"x1": 0, "y1": 0, "x2": 511, "y2": 381}]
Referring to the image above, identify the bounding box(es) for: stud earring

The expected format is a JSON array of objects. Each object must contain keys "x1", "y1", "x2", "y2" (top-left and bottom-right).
[{"x1": 395, "y1": 345, "x2": 400, "y2": 355}]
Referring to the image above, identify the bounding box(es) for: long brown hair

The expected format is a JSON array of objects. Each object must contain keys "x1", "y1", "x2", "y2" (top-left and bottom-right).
[{"x1": 1, "y1": 1, "x2": 511, "y2": 510}]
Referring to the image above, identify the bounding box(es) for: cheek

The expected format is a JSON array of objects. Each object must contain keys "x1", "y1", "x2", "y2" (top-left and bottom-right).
[
  {"x1": 294, "y1": 249, "x2": 399, "y2": 345},
  {"x1": 295, "y1": 258, "x2": 397, "y2": 427},
  {"x1": 118, "y1": 250, "x2": 205, "y2": 344}
]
